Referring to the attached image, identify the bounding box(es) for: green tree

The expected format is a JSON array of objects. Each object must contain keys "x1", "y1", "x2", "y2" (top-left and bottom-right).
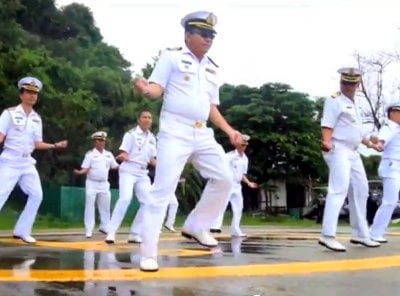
[{"x1": 218, "y1": 83, "x2": 327, "y2": 187}]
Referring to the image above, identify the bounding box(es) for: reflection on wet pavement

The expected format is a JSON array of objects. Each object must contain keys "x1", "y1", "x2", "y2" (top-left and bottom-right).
[{"x1": 1, "y1": 228, "x2": 400, "y2": 295}]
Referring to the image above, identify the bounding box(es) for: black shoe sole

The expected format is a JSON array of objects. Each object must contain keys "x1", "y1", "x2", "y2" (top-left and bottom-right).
[
  {"x1": 209, "y1": 229, "x2": 222, "y2": 233},
  {"x1": 105, "y1": 240, "x2": 115, "y2": 244},
  {"x1": 318, "y1": 240, "x2": 346, "y2": 252},
  {"x1": 349, "y1": 239, "x2": 380, "y2": 247},
  {"x1": 181, "y1": 231, "x2": 217, "y2": 248},
  {"x1": 140, "y1": 268, "x2": 159, "y2": 272},
  {"x1": 127, "y1": 240, "x2": 141, "y2": 244}
]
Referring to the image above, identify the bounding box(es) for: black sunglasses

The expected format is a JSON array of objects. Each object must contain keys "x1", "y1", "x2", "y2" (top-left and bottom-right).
[{"x1": 190, "y1": 28, "x2": 215, "y2": 40}]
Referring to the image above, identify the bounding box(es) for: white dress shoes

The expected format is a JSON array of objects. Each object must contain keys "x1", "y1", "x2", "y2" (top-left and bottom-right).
[
  {"x1": 127, "y1": 233, "x2": 142, "y2": 244},
  {"x1": 350, "y1": 237, "x2": 381, "y2": 247},
  {"x1": 318, "y1": 236, "x2": 346, "y2": 252},
  {"x1": 13, "y1": 234, "x2": 36, "y2": 244},
  {"x1": 371, "y1": 236, "x2": 388, "y2": 243},
  {"x1": 140, "y1": 257, "x2": 159, "y2": 272},
  {"x1": 181, "y1": 229, "x2": 218, "y2": 247},
  {"x1": 105, "y1": 233, "x2": 115, "y2": 244}
]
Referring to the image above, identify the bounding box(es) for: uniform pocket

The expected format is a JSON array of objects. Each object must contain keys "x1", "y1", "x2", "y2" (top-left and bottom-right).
[{"x1": 177, "y1": 62, "x2": 196, "y2": 84}]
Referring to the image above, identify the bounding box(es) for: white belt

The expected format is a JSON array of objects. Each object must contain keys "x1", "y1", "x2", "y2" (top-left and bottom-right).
[
  {"x1": 162, "y1": 111, "x2": 206, "y2": 129},
  {"x1": 87, "y1": 178, "x2": 107, "y2": 183},
  {"x1": 332, "y1": 140, "x2": 358, "y2": 151},
  {"x1": 125, "y1": 162, "x2": 146, "y2": 170}
]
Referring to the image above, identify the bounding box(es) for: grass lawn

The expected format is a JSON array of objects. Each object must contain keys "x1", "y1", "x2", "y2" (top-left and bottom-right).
[
  {"x1": 2, "y1": 207, "x2": 399, "y2": 231},
  {"x1": 0, "y1": 207, "x2": 318, "y2": 230}
]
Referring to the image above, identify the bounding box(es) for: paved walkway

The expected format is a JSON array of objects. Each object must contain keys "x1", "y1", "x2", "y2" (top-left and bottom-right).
[{"x1": 0, "y1": 226, "x2": 399, "y2": 295}]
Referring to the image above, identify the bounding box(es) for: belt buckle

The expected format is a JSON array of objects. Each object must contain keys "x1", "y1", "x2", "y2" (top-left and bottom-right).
[{"x1": 194, "y1": 121, "x2": 204, "y2": 128}]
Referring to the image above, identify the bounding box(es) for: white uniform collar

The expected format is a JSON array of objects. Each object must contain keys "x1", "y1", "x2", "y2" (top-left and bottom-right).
[
  {"x1": 92, "y1": 147, "x2": 105, "y2": 154},
  {"x1": 15, "y1": 104, "x2": 37, "y2": 117},
  {"x1": 387, "y1": 119, "x2": 400, "y2": 130},
  {"x1": 135, "y1": 125, "x2": 150, "y2": 135},
  {"x1": 181, "y1": 45, "x2": 208, "y2": 64},
  {"x1": 340, "y1": 93, "x2": 356, "y2": 104}
]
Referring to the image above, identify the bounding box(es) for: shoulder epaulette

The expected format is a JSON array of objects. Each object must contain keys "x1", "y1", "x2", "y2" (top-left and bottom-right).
[
  {"x1": 207, "y1": 56, "x2": 219, "y2": 68},
  {"x1": 32, "y1": 110, "x2": 41, "y2": 119},
  {"x1": 166, "y1": 47, "x2": 182, "y2": 51},
  {"x1": 7, "y1": 106, "x2": 17, "y2": 111},
  {"x1": 127, "y1": 126, "x2": 137, "y2": 134},
  {"x1": 331, "y1": 91, "x2": 341, "y2": 98}
]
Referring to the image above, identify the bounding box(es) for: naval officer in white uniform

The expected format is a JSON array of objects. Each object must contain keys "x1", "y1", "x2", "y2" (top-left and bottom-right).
[
  {"x1": 319, "y1": 67, "x2": 380, "y2": 251},
  {"x1": 74, "y1": 131, "x2": 119, "y2": 238},
  {"x1": 0, "y1": 76, "x2": 67, "y2": 243},
  {"x1": 134, "y1": 11, "x2": 244, "y2": 271}
]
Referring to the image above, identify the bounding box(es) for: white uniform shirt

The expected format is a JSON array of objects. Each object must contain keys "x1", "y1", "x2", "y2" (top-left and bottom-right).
[
  {"x1": 378, "y1": 120, "x2": 400, "y2": 160},
  {"x1": 321, "y1": 93, "x2": 365, "y2": 148},
  {"x1": 119, "y1": 126, "x2": 156, "y2": 175},
  {"x1": 0, "y1": 104, "x2": 42, "y2": 164},
  {"x1": 81, "y1": 148, "x2": 118, "y2": 182},
  {"x1": 149, "y1": 45, "x2": 220, "y2": 121},
  {"x1": 227, "y1": 149, "x2": 249, "y2": 184}
]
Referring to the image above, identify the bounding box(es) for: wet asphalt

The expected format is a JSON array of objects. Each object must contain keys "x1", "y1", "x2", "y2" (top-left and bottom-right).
[{"x1": 0, "y1": 226, "x2": 400, "y2": 296}]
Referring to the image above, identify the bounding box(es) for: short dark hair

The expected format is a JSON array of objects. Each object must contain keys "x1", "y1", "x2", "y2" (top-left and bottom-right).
[{"x1": 138, "y1": 109, "x2": 152, "y2": 117}]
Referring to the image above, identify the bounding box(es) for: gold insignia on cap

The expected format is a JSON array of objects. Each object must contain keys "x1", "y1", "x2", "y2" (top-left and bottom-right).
[
  {"x1": 22, "y1": 83, "x2": 39, "y2": 92},
  {"x1": 206, "y1": 13, "x2": 217, "y2": 25},
  {"x1": 337, "y1": 67, "x2": 362, "y2": 83},
  {"x1": 18, "y1": 77, "x2": 42, "y2": 92},
  {"x1": 91, "y1": 131, "x2": 107, "y2": 140}
]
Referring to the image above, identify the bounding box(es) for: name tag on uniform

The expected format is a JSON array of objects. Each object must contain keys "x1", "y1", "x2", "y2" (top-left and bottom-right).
[
  {"x1": 205, "y1": 68, "x2": 216, "y2": 75},
  {"x1": 11, "y1": 114, "x2": 26, "y2": 126}
]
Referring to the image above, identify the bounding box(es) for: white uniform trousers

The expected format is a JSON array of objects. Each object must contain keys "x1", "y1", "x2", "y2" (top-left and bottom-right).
[
  {"x1": 84, "y1": 179, "x2": 111, "y2": 235},
  {"x1": 164, "y1": 195, "x2": 179, "y2": 227},
  {"x1": 140, "y1": 115, "x2": 233, "y2": 258},
  {"x1": 0, "y1": 161, "x2": 42, "y2": 237},
  {"x1": 107, "y1": 171, "x2": 152, "y2": 235},
  {"x1": 321, "y1": 145, "x2": 369, "y2": 238},
  {"x1": 211, "y1": 184, "x2": 244, "y2": 235},
  {"x1": 370, "y1": 159, "x2": 400, "y2": 238}
]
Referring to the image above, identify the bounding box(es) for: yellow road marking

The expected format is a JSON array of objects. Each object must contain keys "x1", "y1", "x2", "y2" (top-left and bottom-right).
[
  {"x1": 0, "y1": 238, "x2": 215, "y2": 257},
  {"x1": 1, "y1": 255, "x2": 400, "y2": 282},
  {"x1": 0, "y1": 233, "x2": 351, "y2": 251}
]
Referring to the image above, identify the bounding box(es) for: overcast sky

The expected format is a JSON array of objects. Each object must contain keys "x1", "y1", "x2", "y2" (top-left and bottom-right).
[{"x1": 55, "y1": 0, "x2": 400, "y2": 98}]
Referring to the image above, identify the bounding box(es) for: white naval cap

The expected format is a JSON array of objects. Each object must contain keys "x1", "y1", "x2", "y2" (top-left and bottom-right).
[
  {"x1": 91, "y1": 131, "x2": 107, "y2": 140},
  {"x1": 337, "y1": 67, "x2": 363, "y2": 83},
  {"x1": 181, "y1": 11, "x2": 217, "y2": 33},
  {"x1": 18, "y1": 76, "x2": 43, "y2": 92},
  {"x1": 385, "y1": 101, "x2": 400, "y2": 113}
]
